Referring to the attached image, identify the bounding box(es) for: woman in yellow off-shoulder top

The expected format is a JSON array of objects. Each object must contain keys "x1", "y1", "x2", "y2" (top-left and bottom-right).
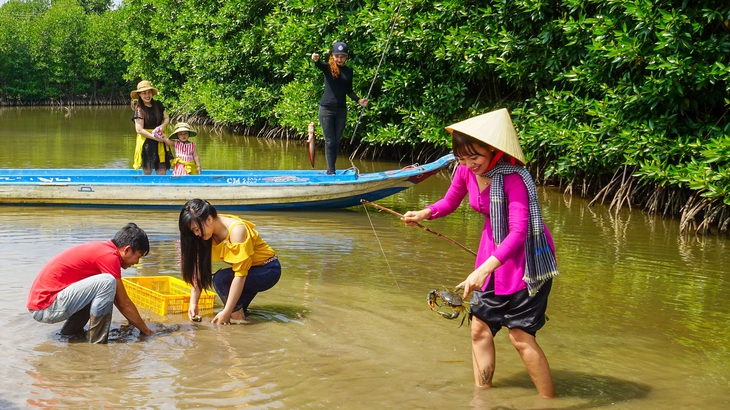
[{"x1": 179, "y1": 199, "x2": 282, "y2": 324}]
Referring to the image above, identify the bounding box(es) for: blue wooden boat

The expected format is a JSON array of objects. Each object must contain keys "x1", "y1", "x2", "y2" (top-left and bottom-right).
[{"x1": 0, "y1": 154, "x2": 454, "y2": 210}]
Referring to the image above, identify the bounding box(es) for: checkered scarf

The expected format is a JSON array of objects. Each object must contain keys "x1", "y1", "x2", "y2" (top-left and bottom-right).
[{"x1": 483, "y1": 160, "x2": 559, "y2": 296}]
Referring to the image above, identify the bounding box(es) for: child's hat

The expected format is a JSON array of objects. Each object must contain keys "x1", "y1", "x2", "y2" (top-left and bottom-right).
[
  {"x1": 130, "y1": 80, "x2": 158, "y2": 99},
  {"x1": 445, "y1": 108, "x2": 526, "y2": 165},
  {"x1": 169, "y1": 122, "x2": 197, "y2": 140}
]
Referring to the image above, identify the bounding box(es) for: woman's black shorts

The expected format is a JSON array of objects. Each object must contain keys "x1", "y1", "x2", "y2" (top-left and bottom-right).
[
  {"x1": 469, "y1": 276, "x2": 552, "y2": 337},
  {"x1": 141, "y1": 139, "x2": 171, "y2": 171}
]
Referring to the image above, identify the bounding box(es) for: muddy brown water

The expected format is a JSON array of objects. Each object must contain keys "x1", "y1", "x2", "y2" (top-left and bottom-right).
[{"x1": 0, "y1": 106, "x2": 728, "y2": 409}]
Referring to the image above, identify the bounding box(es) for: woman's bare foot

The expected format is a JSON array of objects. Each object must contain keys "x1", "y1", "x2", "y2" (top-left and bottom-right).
[{"x1": 230, "y1": 308, "x2": 245, "y2": 321}]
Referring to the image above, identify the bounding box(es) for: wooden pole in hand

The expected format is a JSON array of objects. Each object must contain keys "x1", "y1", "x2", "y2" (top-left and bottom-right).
[{"x1": 360, "y1": 199, "x2": 477, "y2": 257}]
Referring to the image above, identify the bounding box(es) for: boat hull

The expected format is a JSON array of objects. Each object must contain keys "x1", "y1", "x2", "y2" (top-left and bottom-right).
[{"x1": 0, "y1": 155, "x2": 454, "y2": 210}]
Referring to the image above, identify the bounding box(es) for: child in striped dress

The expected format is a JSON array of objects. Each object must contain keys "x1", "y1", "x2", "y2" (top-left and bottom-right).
[{"x1": 164, "y1": 122, "x2": 202, "y2": 175}]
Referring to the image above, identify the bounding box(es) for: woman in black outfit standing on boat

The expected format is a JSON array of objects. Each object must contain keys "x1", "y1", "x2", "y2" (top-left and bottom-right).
[
  {"x1": 311, "y1": 42, "x2": 368, "y2": 174},
  {"x1": 131, "y1": 80, "x2": 171, "y2": 175}
]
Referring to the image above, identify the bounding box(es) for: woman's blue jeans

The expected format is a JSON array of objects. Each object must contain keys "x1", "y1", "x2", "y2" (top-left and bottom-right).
[
  {"x1": 318, "y1": 105, "x2": 347, "y2": 174},
  {"x1": 213, "y1": 259, "x2": 281, "y2": 313}
]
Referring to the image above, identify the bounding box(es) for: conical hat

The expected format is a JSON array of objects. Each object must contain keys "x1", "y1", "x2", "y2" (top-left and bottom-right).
[
  {"x1": 445, "y1": 108, "x2": 526, "y2": 165},
  {"x1": 169, "y1": 122, "x2": 197, "y2": 140}
]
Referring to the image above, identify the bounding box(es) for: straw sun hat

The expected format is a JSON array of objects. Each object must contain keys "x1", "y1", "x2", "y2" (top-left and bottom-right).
[
  {"x1": 130, "y1": 80, "x2": 159, "y2": 99},
  {"x1": 169, "y1": 122, "x2": 197, "y2": 140},
  {"x1": 445, "y1": 108, "x2": 526, "y2": 165}
]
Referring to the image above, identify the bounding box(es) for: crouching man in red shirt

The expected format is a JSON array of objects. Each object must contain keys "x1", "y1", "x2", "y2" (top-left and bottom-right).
[{"x1": 27, "y1": 223, "x2": 155, "y2": 343}]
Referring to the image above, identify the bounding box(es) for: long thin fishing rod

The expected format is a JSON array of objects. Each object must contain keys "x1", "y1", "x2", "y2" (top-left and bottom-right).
[
  {"x1": 360, "y1": 199, "x2": 477, "y2": 257},
  {"x1": 348, "y1": 0, "x2": 404, "y2": 168},
  {"x1": 362, "y1": 204, "x2": 401, "y2": 290}
]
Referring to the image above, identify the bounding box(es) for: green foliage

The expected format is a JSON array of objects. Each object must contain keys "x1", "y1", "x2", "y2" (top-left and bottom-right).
[
  {"x1": 498, "y1": 0, "x2": 730, "y2": 204},
  {"x1": 0, "y1": 0, "x2": 128, "y2": 101},
  {"x1": 2, "y1": 0, "x2": 729, "y2": 212},
  {"x1": 272, "y1": 80, "x2": 318, "y2": 132},
  {"x1": 637, "y1": 134, "x2": 730, "y2": 204},
  {"x1": 79, "y1": 0, "x2": 112, "y2": 14},
  {"x1": 80, "y1": 9, "x2": 129, "y2": 97},
  {"x1": 121, "y1": 0, "x2": 509, "y2": 142},
  {"x1": 0, "y1": 0, "x2": 48, "y2": 100},
  {"x1": 122, "y1": 0, "x2": 277, "y2": 119},
  {"x1": 35, "y1": 0, "x2": 87, "y2": 98}
]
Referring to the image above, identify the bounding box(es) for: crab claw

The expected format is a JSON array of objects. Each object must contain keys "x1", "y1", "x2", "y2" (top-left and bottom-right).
[
  {"x1": 427, "y1": 290, "x2": 439, "y2": 311},
  {"x1": 458, "y1": 312, "x2": 471, "y2": 328},
  {"x1": 438, "y1": 310, "x2": 461, "y2": 320}
]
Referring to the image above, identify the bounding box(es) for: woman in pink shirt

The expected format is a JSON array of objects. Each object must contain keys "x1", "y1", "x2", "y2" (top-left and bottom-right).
[{"x1": 403, "y1": 109, "x2": 559, "y2": 398}]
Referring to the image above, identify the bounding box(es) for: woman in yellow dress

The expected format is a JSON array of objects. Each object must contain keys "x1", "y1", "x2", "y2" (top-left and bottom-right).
[{"x1": 178, "y1": 199, "x2": 281, "y2": 323}]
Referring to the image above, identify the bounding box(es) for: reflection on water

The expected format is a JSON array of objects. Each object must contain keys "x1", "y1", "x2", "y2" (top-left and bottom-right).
[
  {"x1": 0, "y1": 107, "x2": 729, "y2": 409},
  {"x1": 0, "y1": 106, "x2": 405, "y2": 172}
]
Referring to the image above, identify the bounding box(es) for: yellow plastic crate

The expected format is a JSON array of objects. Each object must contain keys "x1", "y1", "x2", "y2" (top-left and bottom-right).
[{"x1": 122, "y1": 276, "x2": 216, "y2": 316}]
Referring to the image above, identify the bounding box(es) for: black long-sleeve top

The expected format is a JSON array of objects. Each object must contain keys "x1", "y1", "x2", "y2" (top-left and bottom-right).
[{"x1": 315, "y1": 60, "x2": 360, "y2": 108}]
